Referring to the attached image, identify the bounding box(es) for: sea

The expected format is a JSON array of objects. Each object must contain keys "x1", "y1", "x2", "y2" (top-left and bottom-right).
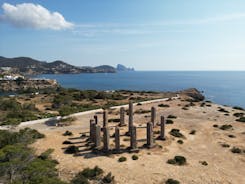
[{"x1": 35, "y1": 71, "x2": 245, "y2": 109}]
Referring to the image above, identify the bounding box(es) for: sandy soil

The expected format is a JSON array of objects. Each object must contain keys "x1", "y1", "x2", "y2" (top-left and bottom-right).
[{"x1": 23, "y1": 95, "x2": 245, "y2": 184}]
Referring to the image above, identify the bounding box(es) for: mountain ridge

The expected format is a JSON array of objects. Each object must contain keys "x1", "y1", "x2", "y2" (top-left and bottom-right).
[{"x1": 0, "y1": 56, "x2": 131, "y2": 75}]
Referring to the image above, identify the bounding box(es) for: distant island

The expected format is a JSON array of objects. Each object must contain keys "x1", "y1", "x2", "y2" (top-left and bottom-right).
[{"x1": 0, "y1": 56, "x2": 135, "y2": 75}]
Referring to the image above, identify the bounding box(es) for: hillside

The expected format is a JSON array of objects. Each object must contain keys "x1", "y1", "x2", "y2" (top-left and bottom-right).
[{"x1": 0, "y1": 56, "x2": 117, "y2": 75}]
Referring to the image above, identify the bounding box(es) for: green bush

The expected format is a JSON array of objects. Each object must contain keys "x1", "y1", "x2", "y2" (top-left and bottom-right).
[
  {"x1": 200, "y1": 161, "x2": 208, "y2": 166},
  {"x1": 132, "y1": 155, "x2": 139, "y2": 160},
  {"x1": 64, "y1": 146, "x2": 79, "y2": 154},
  {"x1": 233, "y1": 113, "x2": 244, "y2": 117},
  {"x1": 189, "y1": 130, "x2": 196, "y2": 135},
  {"x1": 63, "y1": 131, "x2": 73, "y2": 136},
  {"x1": 166, "y1": 178, "x2": 180, "y2": 184},
  {"x1": 177, "y1": 140, "x2": 183, "y2": 144},
  {"x1": 79, "y1": 166, "x2": 103, "y2": 179},
  {"x1": 166, "y1": 119, "x2": 174, "y2": 124},
  {"x1": 169, "y1": 129, "x2": 184, "y2": 138},
  {"x1": 118, "y1": 156, "x2": 127, "y2": 162},
  {"x1": 233, "y1": 106, "x2": 244, "y2": 111},
  {"x1": 167, "y1": 156, "x2": 186, "y2": 166},
  {"x1": 102, "y1": 172, "x2": 115, "y2": 183},
  {"x1": 231, "y1": 147, "x2": 242, "y2": 154},
  {"x1": 219, "y1": 124, "x2": 232, "y2": 130},
  {"x1": 236, "y1": 117, "x2": 245, "y2": 122},
  {"x1": 167, "y1": 115, "x2": 177, "y2": 119},
  {"x1": 158, "y1": 104, "x2": 170, "y2": 108}
]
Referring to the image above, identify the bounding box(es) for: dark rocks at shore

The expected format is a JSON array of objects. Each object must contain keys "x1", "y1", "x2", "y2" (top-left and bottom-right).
[{"x1": 180, "y1": 88, "x2": 205, "y2": 102}]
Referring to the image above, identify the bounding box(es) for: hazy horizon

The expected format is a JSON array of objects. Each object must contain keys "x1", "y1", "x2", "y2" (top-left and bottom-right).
[{"x1": 1, "y1": 0, "x2": 245, "y2": 71}]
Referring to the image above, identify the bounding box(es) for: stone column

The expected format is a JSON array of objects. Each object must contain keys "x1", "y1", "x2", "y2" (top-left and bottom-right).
[
  {"x1": 94, "y1": 115, "x2": 98, "y2": 124},
  {"x1": 128, "y1": 101, "x2": 134, "y2": 132},
  {"x1": 90, "y1": 119, "x2": 95, "y2": 142},
  {"x1": 160, "y1": 116, "x2": 165, "y2": 140},
  {"x1": 119, "y1": 107, "x2": 125, "y2": 127},
  {"x1": 103, "y1": 127, "x2": 110, "y2": 151},
  {"x1": 115, "y1": 127, "x2": 120, "y2": 152},
  {"x1": 103, "y1": 110, "x2": 108, "y2": 128},
  {"x1": 130, "y1": 126, "x2": 137, "y2": 150},
  {"x1": 147, "y1": 122, "x2": 154, "y2": 148},
  {"x1": 95, "y1": 125, "x2": 101, "y2": 148},
  {"x1": 151, "y1": 107, "x2": 156, "y2": 127}
]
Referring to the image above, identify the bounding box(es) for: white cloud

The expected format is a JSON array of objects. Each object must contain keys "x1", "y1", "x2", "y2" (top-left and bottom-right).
[{"x1": 0, "y1": 3, "x2": 73, "y2": 30}]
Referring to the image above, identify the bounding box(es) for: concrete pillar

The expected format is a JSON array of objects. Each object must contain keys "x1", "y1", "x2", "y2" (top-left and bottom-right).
[
  {"x1": 94, "y1": 115, "x2": 98, "y2": 124},
  {"x1": 130, "y1": 126, "x2": 137, "y2": 150},
  {"x1": 103, "y1": 110, "x2": 108, "y2": 127},
  {"x1": 128, "y1": 101, "x2": 134, "y2": 133},
  {"x1": 151, "y1": 107, "x2": 156, "y2": 127},
  {"x1": 103, "y1": 127, "x2": 110, "y2": 151},
  {"x1": 115, "y1": 127, "x2": 120, "y2": 152},
  {"x1": 95, "y1": 125, "x2": 101, "y2": 148},
  {"x1": 90, "y1": 119, "x2": 95, "y2": 142},
  {"x1": 147, "y1": 122, "x2": 154, "y2": 148},
  {"x1": 160, "y1": 116, "x2": 165, "y2": 140},
  {"x1": 119, "y1": 107, "x2": 126, "y2": 126}
]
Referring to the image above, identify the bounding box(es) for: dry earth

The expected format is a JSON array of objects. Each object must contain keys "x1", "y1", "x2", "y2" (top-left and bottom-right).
[{"x1": 21, "y1": 95, "x2": 245, "y2": 184}]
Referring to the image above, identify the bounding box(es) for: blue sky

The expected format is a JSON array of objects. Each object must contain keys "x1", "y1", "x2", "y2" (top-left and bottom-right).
[{"x1": 0, "y1": 0, "x2": 245, "y2": 70}]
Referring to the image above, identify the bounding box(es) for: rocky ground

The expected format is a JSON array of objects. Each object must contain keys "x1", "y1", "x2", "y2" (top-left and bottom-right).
[{"x1": 20, "y1": 93, "x2": 245, "y2": 184}]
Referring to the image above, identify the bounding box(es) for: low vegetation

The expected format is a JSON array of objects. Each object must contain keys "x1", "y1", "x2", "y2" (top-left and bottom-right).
[
  {"x1": 167, "y1": 115, "x2": 177, "y2": 119},
  {"x1": 219, "y1": 124, "x2": 232, "y2": 130},
  {"x1": 236, "y1": 117, "x2": 245, "y2": 122},
  {"x1": 118, "y1": 156, "x2": 127, "y2": 162},
  {"x1": 158, "y1": 104, "x2": 170, "y2": 108},
  {"x1": 169, "y1": 129, "x2": 184, "y2": 138},
  {"x1": 166, "y1": 119, "x2": 174, "y2": 124},
  {"x1": 167, "y1": 155, "x2": 187, "y2": 166},
  {"x1": 0, "y1": 128, "x2": 66, "y2": 184},
  {"x1": 165, "y1": 178, "x2": 180, "y2": 184},
  {"x1": 71, "y1": 166, "x2": 115, "y2": 184},
  {"x1": 231, "y1": 147, "x2": 242, "y2": 154},
  {"x1": 132, "y1": 155, "x2": 139, "y2": 160}
]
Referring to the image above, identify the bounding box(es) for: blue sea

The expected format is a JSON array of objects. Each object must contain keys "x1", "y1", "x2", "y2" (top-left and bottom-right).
[{"x1": 37, "y1": 71, "x2": 245, "y2": 108}]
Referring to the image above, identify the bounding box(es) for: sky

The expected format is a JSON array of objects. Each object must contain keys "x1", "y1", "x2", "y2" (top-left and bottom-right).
[{"x1": 0, "y1": 0, "x2": 245, "y2": 71}]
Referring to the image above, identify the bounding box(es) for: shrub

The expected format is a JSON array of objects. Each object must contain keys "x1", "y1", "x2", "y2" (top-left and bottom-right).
[
  {"x1": 166, "y1": 178, "x2": 180, "y2": 184},
  {"x1": 63, "y1": 140, "x2": 72, "y2": 144},
  {"x1": 158, "y1": 104, "x2": 170, "y2": 108},
  {"x1": 38, "y1": 148, "x2": 54, "y2": 160},
  {"x1": 189, "y1": 130, "x2": 196, "y2": 135},
  {"x1": 218, "y1": 107, "x2": 229, "y2": 113},
  {"x1": 166, "y1": 119, "x2": 174, "y2": 124},
  {"x1": 79, "y1": 166, "x2": 103, "y2": 179},
  {"x1": 118, "y1": 156, "x2": 127, "y2": 162},
  {"x1": 167, "y1": 156, "x2": 186, "y2": 166},
  {"x1": 231, "y1": 147, "x2": 242, "y2": 154},
  {"x1": 177, "y1": 140, "x2": 183, "y2": 144},
  {"x1": 213, "y1": 124, "x2": 219, "y2": 128},
  {"x1": 174, "y1": 156, "x2": 186, "y2": 165},
  {"x1": 102, "y1": 172, "x2": 115, "y2": 183},
  {"x1": 219, "y1": 124, "x2": 232, "y2": 130},
  {"x1": 167, "y1": 115, "x2": 177, "y2": 119},
  {"x1": 65, "y1": 146, "x2": 79, "y2": 154},
  {"x1": 233, "y1": 106, "x2": 244, "y2": 111},
  {"x1": 134, "y1": 109, "x2": 151, "y2": 114},
  {"x1": 221, "y1": 143, "x2": 230, "y2": 148},
  {"x1": 63, "y1": 130, "x2": 73, "y2": 136},
  {"x1": 236, "y1": 117, "x2": 245, "y2": 122},
  {"x1": 169, "y1": 129, "x2": 184, "y2": 138},
  {"x1": 182, "y1": 107, "x2": 188, "y2": 110},
  {"x1": 200, "y1": 161, "x2": 208, "y2": 166},
  {"x1": 132, "y1": 155, "x2": 139, "y2": 160},
  {"x1": 108, "y1": 118, "x2": 120, "y2": 123},
  {"x1": 167, "y1": 159, "x2": 176, "y2": 165},
  {"x1": 233, "y1": 113, "x2": 244, "y2": 117},
  {"x1": 228, "y1": 134, "x2": 236, "y2": 138}
]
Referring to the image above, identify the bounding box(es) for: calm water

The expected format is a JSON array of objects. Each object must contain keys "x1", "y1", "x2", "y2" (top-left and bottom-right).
[{"x1": 37, "y1": 71, "x2": 245, "y2": 108}]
